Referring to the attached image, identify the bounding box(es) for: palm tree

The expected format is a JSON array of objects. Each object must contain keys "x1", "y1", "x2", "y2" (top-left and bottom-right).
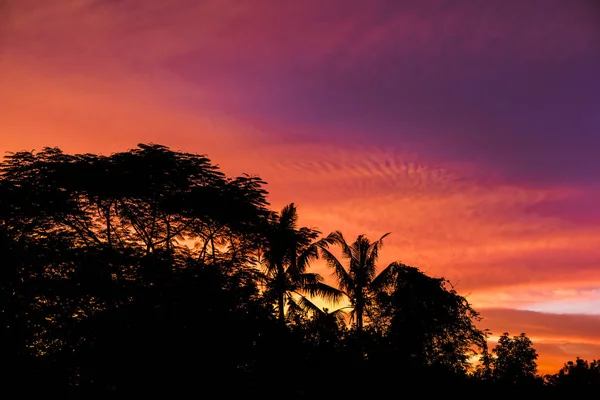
[
  {"x1": 319, "y1": 231, "x2": 400, "y2": 333},
  {"x1": 260, "y1": 203, "x2": 343, "y2": 324}
]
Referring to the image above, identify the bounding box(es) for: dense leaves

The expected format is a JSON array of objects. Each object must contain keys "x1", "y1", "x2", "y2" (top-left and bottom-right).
[
  {"x1": 492, "y1": 332, "x2": 539, "y2": 385},
  {"x1": 372, "y1": 265, "x2": 485, "y2": 374},
  {"x1": 545, "y1": 357, "x2": 600, "y2": 392}
]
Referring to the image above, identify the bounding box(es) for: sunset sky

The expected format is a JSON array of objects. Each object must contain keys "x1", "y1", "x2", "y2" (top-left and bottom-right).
[{"x1": 1, "y1": 0, "x2": 599, "y2": 374}]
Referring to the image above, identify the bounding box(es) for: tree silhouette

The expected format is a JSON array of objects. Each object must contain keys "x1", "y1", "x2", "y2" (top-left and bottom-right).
[
  {"x1": 318, "y1": 231, "x2": 399, "y2": 333},
  {"x1": 2, "y1": 142, "x2": 597, "y2": 396},
  {"x1": 259, "y1": 203, "x2": 343, "y2": 323},
  {"x1": 372, "y1": 264, "x2": 485, "y2": 374},
  {"x1": 492, "y1": 332, "x2": 539, "y2": 386},
  {"x1": 473, "y1": 329, "x2": 493, "y2": 380},
  {"x1": 545, "y1": 357, "x2": 600, "y2": 391},
  {"x1": 0, "y1": 144, "x2": 273, "y2": 394}
]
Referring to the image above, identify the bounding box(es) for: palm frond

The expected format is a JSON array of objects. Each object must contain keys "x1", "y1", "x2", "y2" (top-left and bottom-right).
[
  {"x1": 301, "y1": 279, "x2": 346, "y2": 305},
  {"x1": 261, "y1": 259, "x2": 280, "y2": 278},
  {"x1": 347, "y1": 309, "x2": 356, "y2": 326},
  {"x1": 363, "y1": 232, "x2": 390, "y2": 281},
  {"x1": 370, "y1": 261, "x2": 403, "y2": 291},
  {"x1": 366, "y1": 232, "x2": 390, "y2": 266},
  {"x1": 297, "y1": 226, "x2": 321, "y2": 245},
  {"x1": 278, "y1": 203, "x2": 298, "y2": 231},
  {"x1": 325, "y1": 230, "x2": 353, "y2": 261},
  {"x1": 296, "y1": 272, "x2": 322, "y2": 286},
  {"x1": 319, "y1": 245, "x2": 353, "y2": 293},
  {"x1": 375, "y1": 232, "x2": 392, "y2": 245},
  {"x1": 290, "y1": 242, "x2": 320, "y2": 276},
  {"x1": 329, "y1": 308, "x2": 348, "y2": 325},
  {"x1": 295, "y1": 295, "x2": 323, "y2": 315},
  {"x1": 349, "y1": 237, "x2": 365, "y2": 268},
  {"x1": 286, "y1": 296, "x2": 305, "y2": 319}
]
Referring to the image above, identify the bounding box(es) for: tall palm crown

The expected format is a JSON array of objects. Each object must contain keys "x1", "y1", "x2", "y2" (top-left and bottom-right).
[
  {"x1": 319, "y1": 231, "x2": 399, "y2": 332},
  {"x1": 261, "y1": 203, "x2": 342, "y2": 323}
]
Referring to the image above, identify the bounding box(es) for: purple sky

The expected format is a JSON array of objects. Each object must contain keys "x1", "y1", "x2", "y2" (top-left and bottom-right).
[{"x1": 165, "y1": 0, "x2": 600, "y2": 186}]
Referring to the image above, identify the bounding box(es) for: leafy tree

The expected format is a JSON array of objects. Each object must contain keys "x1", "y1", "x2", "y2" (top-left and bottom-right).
[
  {"x1": 491, "y1": 332, "x2": 539, "y2": 385},
  {"x1": 545, "y1": 357, "x2": 600, "y2": 390},
  {"x1": 0, "y1": 144, "x2": 272, "y2": 386},
  {"x1": 372, "y1": 264, "x2": 485, "y2": 374},
  {"x1": 472, "y1": 329, "x2": 493, "y2": 380}
]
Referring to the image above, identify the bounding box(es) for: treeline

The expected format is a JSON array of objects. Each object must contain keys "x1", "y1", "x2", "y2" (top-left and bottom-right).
[{"x1": 0, "y1": 144, "x2": 598, "y2": 396}]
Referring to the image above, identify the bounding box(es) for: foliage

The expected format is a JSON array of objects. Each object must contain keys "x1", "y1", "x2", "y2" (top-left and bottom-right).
[
  {"x1": 318, "y1": 231, "x2": 398, "y2": 332},
  {"x1": 491, "y1": 332, "x2": 539, "y2": 385},
  {"x1": 372, "y1": 264, "x2": 485, "y2": 374},
  {"x1": 0, "y1": 143, "x2": 596, "y2": 396},
  {"x1": 545, "y1": 357, "x2": 600, "y2": 391},
  {"x1": 259, "y1": 203, "x2": 343, "y2": 323}
]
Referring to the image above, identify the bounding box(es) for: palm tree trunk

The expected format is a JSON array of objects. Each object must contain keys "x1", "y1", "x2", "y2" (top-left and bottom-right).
[
  {"x1": 278, "y1": 292, "x2": 285, "y2": 324},
  {"x1": 355, "y1": 290, "x2": 364, "y2": 333},
  {"x1": 277, "y1": 263, "x2": 285, "y2": 324},
  {"x1": 356, "y1": 304, "x2": 363, "y2": 333}
]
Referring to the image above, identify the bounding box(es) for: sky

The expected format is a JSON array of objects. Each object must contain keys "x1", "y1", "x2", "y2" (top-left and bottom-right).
[{"x1": 1, "y1": 0, "x2": 599, "y2": 374}]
